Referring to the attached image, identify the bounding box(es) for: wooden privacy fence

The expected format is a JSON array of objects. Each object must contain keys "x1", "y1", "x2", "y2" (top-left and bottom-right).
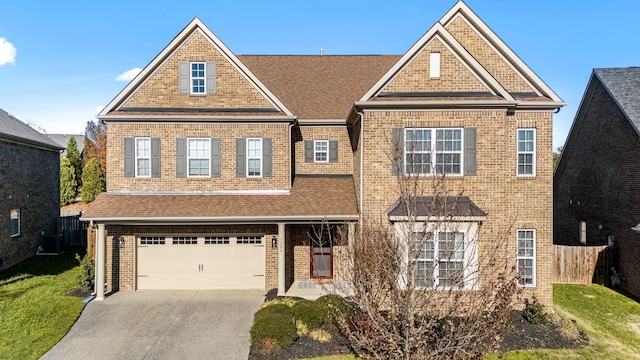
[
  {"x1": 60, "y1": 214, "x2": 89, "y2": 247},
  {"x1": 553, "y1": 244, "x2": 612, "y2": 285}
]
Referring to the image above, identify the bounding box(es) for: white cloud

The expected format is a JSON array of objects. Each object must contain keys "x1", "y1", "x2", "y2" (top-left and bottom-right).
[
  {"x1": 0, "y1": 38, "x2": 16, "y2": 65},
  {"x1": 115, "y1": 67, "x2": 142, "y2": 81},
  {"x1": 95, "y1": 105, "x2": 105, "y2": 114}
]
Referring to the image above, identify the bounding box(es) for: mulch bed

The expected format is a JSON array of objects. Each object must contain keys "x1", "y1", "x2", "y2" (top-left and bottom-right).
[
  {"x1": 249, "y1": 309, "x2": 588, "y2": 360},
  {"x1": 497, "y1": 310, "x2": 588, "y2": 352},
  {"x1": 67, "y1": 288, "x2": 92, "y2": 298}
]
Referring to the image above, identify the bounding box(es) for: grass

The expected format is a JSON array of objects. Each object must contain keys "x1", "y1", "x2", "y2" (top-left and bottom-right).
[
  {"x1": 486, "y1": 284, "x2": 640, "y2": 359},
  {"x1": 0, "y1": 251, "x2": 86, "y2": 360}
]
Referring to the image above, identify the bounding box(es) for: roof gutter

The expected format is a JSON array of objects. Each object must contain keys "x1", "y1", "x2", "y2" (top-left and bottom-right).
[
  {"x1": 81, "y1": 214, "x2": 360, "y2": 223},
  {"x1": 354, "y1": 100, "x2": 566, "y2": 111},
  {"x1": 98, "y1": 115, "x2": 297, "y2": 122}
]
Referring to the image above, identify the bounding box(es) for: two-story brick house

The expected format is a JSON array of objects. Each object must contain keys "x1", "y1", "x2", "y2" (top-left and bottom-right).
[{"x1": 83, "y1": 2, "x2": 565, "y2": 306}]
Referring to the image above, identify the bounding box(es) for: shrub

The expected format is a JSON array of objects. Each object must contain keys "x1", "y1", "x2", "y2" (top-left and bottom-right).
[
  {"x1": 250, "y1": 303, "x2": 298, "y2": 350},
  {"x1": 316, "y1": 294, "x2": 351, "y2": 324},
  {"x1": 75, "y1": 253, "x2": 94, "y2": 292},
  {"x1": 60, "y1": 157, "x2": 77, "y2": 206},
  {"x1": 523, "y1": 295, "x2": 548, "y2": 325},
  {"x1": 309, "y1": 328, "x2": 332, "y2": 343},
  {"x1": 292, "y1": 299, "x2": 325, "y2": 329},
  {"x1": 296, "y1": 320, "x2": 309, "y2": 336},
  {"x1": 81, "y1": 158, "x2": 105, "y2": 202}
]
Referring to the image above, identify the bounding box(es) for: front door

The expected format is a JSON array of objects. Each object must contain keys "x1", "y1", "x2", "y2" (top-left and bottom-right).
[{"x1": 310, "y1": 225, "x2": 333, "y2": 279}]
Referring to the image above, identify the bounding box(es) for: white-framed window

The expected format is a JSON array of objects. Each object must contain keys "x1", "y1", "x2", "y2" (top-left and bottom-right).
[
  {"x1": 517, "y1": 129, "x2": 536, "y2": 176},
  {"x1": 191, "y1": 62, "x2": 206, "y2": 94},
  {"x1": 187, "y1": 138, "x2": 210, "y2": 177},
  {"x1": 173, "y1": 236, "x2": 198, "y2": 245},
  {"x1": 205, "y1": 236, "x2": 230, "y2": 245},
  {"x1": 140, "y1": 236, "x2": 165, "y2": 245},
  {"x1": 247, "y1": 138, "x2": 262, "y2": 177},
  {"x1": 430, "y1": 52, "x2": 441, "y2": 78},
  {"x1": 405, "y1": 128, "x2": 462, "y2": 176},
  {"x1": 517, "y1": 229, "x2": 536, "y2": 286},
  {"x1": 237, "y1": 236, "x2": 262, "y2": 244},
  {"x1": 135, "y1": 137, "x2": 151, "y2": 177},
  {"x1": 314, "y1": 140, "x2": 328, "y2": 162},
  {"x1": 10, "y1": 209, "x2": 20, "y2": 237},
  {"x1": 412, "y1": 230, "x2": 466, "y2": 289}
]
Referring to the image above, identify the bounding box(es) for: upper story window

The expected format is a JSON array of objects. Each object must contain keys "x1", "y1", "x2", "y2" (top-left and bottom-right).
[
  {"x1": 188, "y1": 138, "x2": 210, "y2": 177},
  {"x1": 405, "y1": 128, "x2": 462, "y2": 176},
  {"x1": 516, "y1": 229, "x2": 536, "y2": 286},
  {"x1": 191, "y1": 62, "x2": 206, "y2": 94},
  {"x1": 247, "y1": 138, "x2": 262, "y2": 177},
  {"x1": 10, "y1": 209, "x2": 20, "y2": 237},
  {"x1": 517, "y1": 129, "x2": 536, "y2": 176},
  {"x1": 135, "y1": 137, "x2": 151, "y2": 177},
  {"x1": 314, "y1": 140, "x2": 328, "y2": 162}
]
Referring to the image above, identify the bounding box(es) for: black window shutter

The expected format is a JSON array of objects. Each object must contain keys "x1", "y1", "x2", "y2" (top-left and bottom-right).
[
  {"x1": 304, "y1": 140, "x2": 314, "y2": 162},
  {"x1": 263, "y1": 138, "x2": 272, "y2": 177},
  {"x1": 124, "y1": 138, "x2": 134, "y2": 177},
  {"x1": 179, "y1": 62, "x2": 189, "y2": 94},
  {"x1": 151, "y1": 138, "x2": 161, "y2": 178},
  {"x1": 391, "y1": 128, "x2": 404, "y2": 176},
  {"x1": 176, "y1": 138, "x2": 186, "y2": 178},
  {"x1": 464, "y1": 127, "x2": 477, "y2": 176},
  {"x1": 206, "y1": 62, "x2": 216, "y2": 94},
  {"x1": 211, "y1": 138, "x2": 221, "y2": 178},
  {"x1": 329, "y1": 140, "x2": 338, "y2": 163},
  {"x1": 236, "y1": 138, "x2": 246, "y2": 178}
]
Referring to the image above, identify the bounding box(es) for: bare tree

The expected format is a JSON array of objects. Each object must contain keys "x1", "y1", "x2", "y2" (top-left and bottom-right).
[{"x1": 321, "y1": 134, "x2": 521, "y2": 359}]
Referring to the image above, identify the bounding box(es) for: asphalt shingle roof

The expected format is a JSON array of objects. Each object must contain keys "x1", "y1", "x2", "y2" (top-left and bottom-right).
[
  {"x1": 82, "y1": 176, "x2": 358, "y2": 221},
  {"x1": 386, "y1": 196, "x2": 486, "y2": 219},
  {"x1": 594, "y1": 68, "x2": 640, "y2": 132},
  {"x1": 0, "y1": 108, "x2": 63, "y2": 150}
]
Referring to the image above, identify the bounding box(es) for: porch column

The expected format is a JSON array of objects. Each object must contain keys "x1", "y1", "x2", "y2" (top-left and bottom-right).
[
  {"x1": 277, "y1": 222, "x2": 286, "y2": 296},
  {"x1": 95, "y1": 223, "x2": 106, "y2": 300}
]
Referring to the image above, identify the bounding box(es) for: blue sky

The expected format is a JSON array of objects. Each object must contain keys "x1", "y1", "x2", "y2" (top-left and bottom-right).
[{"x1": 1, "y1": 1, "x2": 639, "y2": 150}]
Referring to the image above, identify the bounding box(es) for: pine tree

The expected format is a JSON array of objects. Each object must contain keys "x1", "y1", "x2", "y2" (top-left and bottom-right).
[
  {"x1": 67, "y1": 136, "x2": 83, "y2": 186},
  {"x1": 60, "y1": 156, "x2": 77, "y2": 206},
  {"x1": 81, "y1": 158, "x2": 105, "y2": 202}
]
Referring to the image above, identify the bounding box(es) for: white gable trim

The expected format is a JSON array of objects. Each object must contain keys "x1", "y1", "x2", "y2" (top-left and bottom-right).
[
  {"x1": 359, "y1": 23, "x2": 513, "y2": 102},
  {"x1": 99, "y1": 18, "x2": 293, "y2": 117},
  {"x1": 440, "y1": 1, "x2": 563, "y2": 103}
]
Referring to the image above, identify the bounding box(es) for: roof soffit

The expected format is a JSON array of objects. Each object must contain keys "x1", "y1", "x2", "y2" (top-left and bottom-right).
[{"x1": 99, "y1": 18, "x2": 293, "y2": 118}]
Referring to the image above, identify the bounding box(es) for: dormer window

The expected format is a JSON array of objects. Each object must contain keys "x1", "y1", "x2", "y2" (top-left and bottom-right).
[{"x1": 191, "y1": 62, "x2": 206, "y2": 94}]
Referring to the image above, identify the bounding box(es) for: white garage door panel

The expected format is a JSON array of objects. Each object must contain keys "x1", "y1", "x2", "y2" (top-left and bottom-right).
[{"x1": 137, "y1": 236, "x2": 265, "y2": 290}]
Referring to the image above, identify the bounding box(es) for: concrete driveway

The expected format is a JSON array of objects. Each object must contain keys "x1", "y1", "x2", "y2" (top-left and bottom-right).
[{"x1": 42, "y1": 290, "x2": 264, "y2": 360}]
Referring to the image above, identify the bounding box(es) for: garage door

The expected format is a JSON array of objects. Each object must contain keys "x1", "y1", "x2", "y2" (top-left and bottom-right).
[{"x1": 137, "y1": 235, "x2": 265, "y2": 290}]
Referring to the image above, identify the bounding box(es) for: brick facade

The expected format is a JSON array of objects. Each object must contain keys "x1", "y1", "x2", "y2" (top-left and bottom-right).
[
  {"x1": 445, "y1": 17, "x2": 534, "y2": 93},
  {"x1": 554, "y1": 81, "x2": 640, "y2": 299},
  {"x1": 0, "y1": 141, "x2": 60, "y2": 270},
  {"x1": 358, "y1": 109, "x2": 554, "y2": 307},
  {"x1": 107, "y1": 122, "x2": 291, "y2": 192},
  {"x1": 383, "y1": 38, "x2": 489, "y2": 93},
  {"x1": 293, "y1": 125, "x2": 353, "y2": 175},
  {"x1": 123, "y1": 30, "x2": 275, "y2": 110}
]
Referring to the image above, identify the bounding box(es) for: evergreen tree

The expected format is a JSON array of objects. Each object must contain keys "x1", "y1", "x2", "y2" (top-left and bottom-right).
[
  {"x1": 67, "y1": 136, "x2": 82, "y2": 185},
  {"x1": 81, "y1": 158, "x2": 105, "y2": 202},
  {"x1": 60, "y1": 156, "x2": 77, "y2": 206}
]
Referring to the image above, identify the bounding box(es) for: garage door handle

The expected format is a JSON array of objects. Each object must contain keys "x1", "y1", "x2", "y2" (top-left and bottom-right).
[
  {"x1": 254, "y1": 274, "x2": 264, "y2": 277},
  {"x1": 138, "y1": 275, "x2": 149, "y2": 277}
]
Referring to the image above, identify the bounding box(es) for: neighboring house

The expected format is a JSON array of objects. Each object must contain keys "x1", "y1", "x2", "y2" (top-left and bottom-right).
[
  {"x1": 0, "y1": 108, "x2": 64, "y2": 270},
  {"x1": 49, "y1": 134, "x2": 87, "y2": 157},
  {"x1": 82, "y1": 1, "x2": 565, "y2": 307},
  {"x1": 554, "y1": 68, "x2": 640, "y2": 300}
]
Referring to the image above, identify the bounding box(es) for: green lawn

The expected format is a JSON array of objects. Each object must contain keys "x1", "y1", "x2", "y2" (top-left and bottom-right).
[
  {"x1": 0, "y1": 251, "x2": 86, "y2": 360},
  {"x1": 487, "y1": 284, "x2": 640, "y2": 359}
]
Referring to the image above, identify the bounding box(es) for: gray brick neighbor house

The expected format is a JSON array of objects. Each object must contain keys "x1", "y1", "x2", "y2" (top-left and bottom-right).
[
  {"x1": 83, "y1": 2, "x2": 565, "y2": 307},
  {"x1": 554, "y1": 67, "x2": 640, "y2": 300},
  {"x1": 0, "y1": 108, "x2": 63, "y2": 270}
]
